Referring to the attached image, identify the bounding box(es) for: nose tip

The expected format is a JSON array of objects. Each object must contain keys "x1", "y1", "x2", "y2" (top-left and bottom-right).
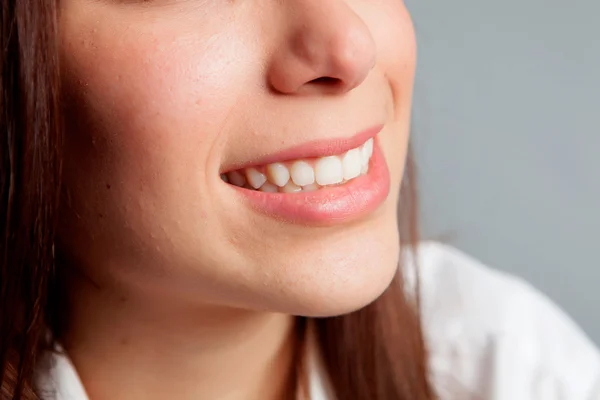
[{"x1": 267, "y1": 4, "x2": 377, "y2": 95}]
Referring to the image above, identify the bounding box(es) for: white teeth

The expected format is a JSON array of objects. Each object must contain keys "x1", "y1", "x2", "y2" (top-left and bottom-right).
[
  {"x1": 360, "y1": 142, "x2": 371, "y2": 166},
  {"x1": 281, "y1": 182, "x2": 302, "y2": 193},
  {"x1": 226, "y1": 138, "x2": 376, "y2": 193},
  {"x1": 266, "y1": 163, "x2": 290, "y2": 187},
  {"x1": 315, "y1": 156, "x2": 343, "y2": 186},
  {"x1": 302, "y1": 184, "x2": 320, "y2": 192},
  {"x1": 228, "y1": 170, "x2": 246, "y2": 187},
  {"x1": 342, "y1": 148, "x2": 362, "y2": 180},
  {"x1": 259, "y1": 182, "x2": 279, "y2": 193},
  {"x1": 361, "y1": 162, "x2": 369, "y2": 174},
  {"x1": 245, "y1": 168, "x2": 267, "y2": 189},
  {"x1": 364, "y1": 138, "x2": 373, "y2": 158},
  {"x1": 360, "y1": 142, "x2": 371, "y2": 174},
  {"x1": 290, "y1": 161, "x2": 315, "y2": 186}
]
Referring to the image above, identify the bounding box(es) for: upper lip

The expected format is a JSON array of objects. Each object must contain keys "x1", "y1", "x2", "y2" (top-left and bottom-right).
[{"x1": 221, "y1": 124, "x2": 383, "y2": 172}]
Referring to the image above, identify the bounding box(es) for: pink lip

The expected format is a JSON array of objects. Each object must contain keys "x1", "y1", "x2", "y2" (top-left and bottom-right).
[
  {"x1": 230, "y1": 138, "x2": 390, "y2": 225},
  {"x1": 222, "y1": 124, "x2": 384, "y2": 172}
]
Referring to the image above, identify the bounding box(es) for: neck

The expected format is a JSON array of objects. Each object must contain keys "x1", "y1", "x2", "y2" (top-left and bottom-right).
[{"x1": 60, "y1": 273, "x2": 301, "y2": 400}]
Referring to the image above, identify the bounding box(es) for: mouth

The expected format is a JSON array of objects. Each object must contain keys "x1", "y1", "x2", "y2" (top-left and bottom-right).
[
  {"x1": 221, "y1": 125, "x2": 390, "y2": 225},
  {"x1": 220, "y1": 137, "x2": 373, "y2": 193}
]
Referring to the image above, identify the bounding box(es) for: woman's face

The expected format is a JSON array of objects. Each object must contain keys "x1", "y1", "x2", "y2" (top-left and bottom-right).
[{"x1": 58, "y1": 0, "x2": 416, "y2": 316}]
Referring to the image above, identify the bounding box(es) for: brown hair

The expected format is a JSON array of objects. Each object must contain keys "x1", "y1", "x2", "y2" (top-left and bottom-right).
[{"x1": 0, "y1": 1, "x2": 435, "y2": 399}]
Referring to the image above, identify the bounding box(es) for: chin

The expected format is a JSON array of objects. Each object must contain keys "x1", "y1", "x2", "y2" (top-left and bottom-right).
[
  {"x1": 260, "y1": 230, "x2": 401, "y2": 318},
  {"x1": 304, "y1": 258, "x2": 399, "y2": 318}
]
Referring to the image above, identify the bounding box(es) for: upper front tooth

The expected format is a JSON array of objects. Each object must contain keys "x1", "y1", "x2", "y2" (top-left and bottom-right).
[
  {"x1": 315, "y1": 156, "x2": 343, "y2": 186},
  {"x1": 360, "y1": 143, "x2": 371, "y2": 169},
  {"x1": 245, "y1": 168, "x2": 267, "y2": 189},
  {"x1": 290, "y1": 161, "x2": 315, "y2": 186},
  {"x1": 342, "y1": 148, "x2": 361, "y2": 180},
  {"x1": 266, "y1": 163, "x2": 290, "y2": 187},
  {"x1": 364, "y1": 138, "x2": 373, "y2": 158}
]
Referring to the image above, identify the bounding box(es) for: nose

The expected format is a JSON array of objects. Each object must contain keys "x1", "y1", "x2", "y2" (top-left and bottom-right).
[{"x1": 267, "y1": 1, "x2": 377, "y2": 95}]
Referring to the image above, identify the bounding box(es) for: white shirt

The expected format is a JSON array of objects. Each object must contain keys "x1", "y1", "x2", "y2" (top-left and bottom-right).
[{"x1": 36, "y1": 242, "x2": 600, "y2": 399}]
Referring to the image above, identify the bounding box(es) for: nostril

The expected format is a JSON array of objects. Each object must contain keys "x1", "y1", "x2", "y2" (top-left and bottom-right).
[{"x1": 309, "y1": 76, "x2": 342, "y2": 86}]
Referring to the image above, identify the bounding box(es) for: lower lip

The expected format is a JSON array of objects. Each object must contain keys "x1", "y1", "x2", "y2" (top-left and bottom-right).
[{"x1": 230, "y1": 141, "x2": 390, "y2": 225}]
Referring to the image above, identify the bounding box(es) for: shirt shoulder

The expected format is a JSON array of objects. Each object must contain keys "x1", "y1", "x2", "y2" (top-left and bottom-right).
[
  {"x1": 35, "y1": 347, "x2": 89, "y2": 400},
  {"x1": 410, "y1": 242, "x2": 600, "y2": 400}
]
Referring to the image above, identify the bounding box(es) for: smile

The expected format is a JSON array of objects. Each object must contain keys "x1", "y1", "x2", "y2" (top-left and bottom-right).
[
  {"x1": 221, "y1": 138, "x2": 373, "y2": 193},
  {"x1": 221, "y1": 125, "x2": 391, "y2": 225}
]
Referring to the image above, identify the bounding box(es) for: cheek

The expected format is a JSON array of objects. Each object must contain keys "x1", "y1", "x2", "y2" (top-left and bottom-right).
[
  {"x1": 61, "y1": 17, "x2": 247, "y2": 163},
  {"x1": 58, "y1": 6, "x2": 261, "y2": 266},
  {"x1": 60, "y1": 8, "x2": 258, "y2": 197},
  {"x1": 373, "y1": 3, "x2": 417, "y2": 111}
]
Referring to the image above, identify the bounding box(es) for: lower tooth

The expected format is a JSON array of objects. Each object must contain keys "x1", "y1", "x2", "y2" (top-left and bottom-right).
[
  {"x1": 280, "y1": 182, "x2": 302, "y2": 193},
  {"x1": 302, "y1": 184, "x2": 320, "y2": 192},
  {"x1": 260, "y1": 182, "x2": 279, "y2": 193}
]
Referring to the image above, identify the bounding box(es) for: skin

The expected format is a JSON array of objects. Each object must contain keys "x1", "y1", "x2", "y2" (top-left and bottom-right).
[{"x1": 56, "y1": 1, "x2": 416, "y2": 399}]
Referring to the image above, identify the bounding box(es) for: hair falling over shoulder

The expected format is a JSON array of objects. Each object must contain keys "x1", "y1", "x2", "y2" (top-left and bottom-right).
[
  {"x1": 0, "y1": 1, "x2": 435, "y2": 399},
  {"x1": 1, "y1": 1, "x2": 62, "y2": 399}
]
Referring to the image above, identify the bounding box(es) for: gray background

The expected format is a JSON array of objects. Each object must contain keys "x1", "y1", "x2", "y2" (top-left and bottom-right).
[{"x1": 404, "y1": 0, "x2": 599, "y2": 344}]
